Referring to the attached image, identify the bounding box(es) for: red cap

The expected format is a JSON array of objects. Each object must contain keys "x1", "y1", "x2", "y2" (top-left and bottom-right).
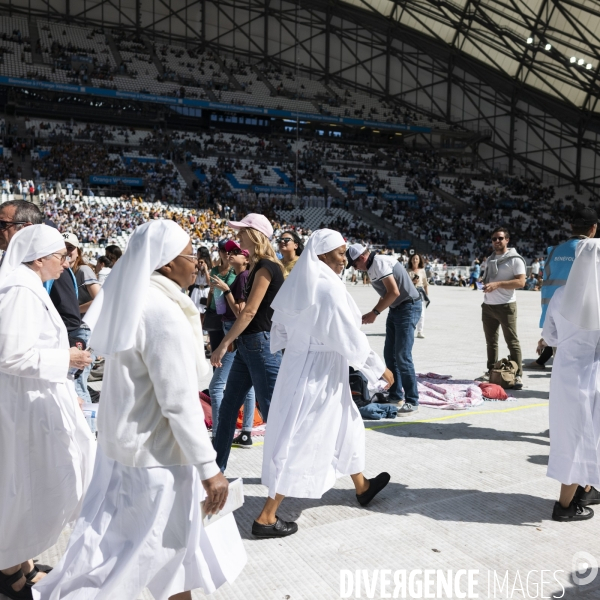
[{"x1": 224, "y1": 239, "x2": 249, "y2": 257}]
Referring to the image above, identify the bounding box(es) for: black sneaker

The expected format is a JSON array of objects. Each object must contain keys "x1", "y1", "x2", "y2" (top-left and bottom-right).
[
  {"x1": 356, "y1": 472, "x2": 391, "y2": 507},
  {"x1": 576, "y1": 486, "x2": 600, "y2": 506},
  {"x1": 397, "y1": 403, "x2": 419, "y2": 416},
  {"x1": 232, "y1": 431, "x2": 252, "y2": 449},
  {"x1": 252, "y1": 517, "x2": 298, "y2": 538},
  {"x1": 551, "y1": 501, "x2": 594, "y2": 522}
]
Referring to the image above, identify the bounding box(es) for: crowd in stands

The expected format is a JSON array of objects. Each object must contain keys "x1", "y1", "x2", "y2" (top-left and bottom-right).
[
  {"x1": 0, "y1": 15, "x2": 456, "y2": 130},
  {"x1": 1, "y1": 108, "x2": 592, "y2": 266}
]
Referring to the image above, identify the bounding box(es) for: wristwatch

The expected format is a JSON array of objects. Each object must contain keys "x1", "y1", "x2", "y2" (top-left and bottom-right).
[
  {"x1": 223, "y1": 289, "x2": 232, "y2": 296},
  {"x1": 373, "y1": 308, "x2": 381, "y2": 316}
]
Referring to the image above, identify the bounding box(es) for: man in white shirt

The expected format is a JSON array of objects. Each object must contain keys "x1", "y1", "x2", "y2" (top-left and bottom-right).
[
  {"x1": 531, "y1": 258, "x2": 541, "y2": 276},
  {"x1": 481, "y1": 227, "x2": 526, "y2": 389}
]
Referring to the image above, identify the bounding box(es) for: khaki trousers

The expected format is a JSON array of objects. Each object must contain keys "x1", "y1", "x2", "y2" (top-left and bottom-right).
[{"x1": 481, "y1": 302, "x2": 522, "y2": 376}]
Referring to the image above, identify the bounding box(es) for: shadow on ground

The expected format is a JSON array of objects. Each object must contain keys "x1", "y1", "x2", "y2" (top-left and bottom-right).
[
  {"x1": 234, "y1": 478, "x2": 553, "y2": 540},
  {"x1": 365, "y1": 420, "x2": 550, "y2": 446}
]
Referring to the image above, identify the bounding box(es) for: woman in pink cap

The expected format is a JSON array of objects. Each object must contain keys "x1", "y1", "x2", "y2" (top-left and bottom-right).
[{"x1": 211, "y1": 214, "x2": 286, "y2": 478}]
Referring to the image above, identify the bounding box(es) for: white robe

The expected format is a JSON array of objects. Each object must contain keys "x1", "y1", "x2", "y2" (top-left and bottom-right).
[
  {"x1": 32, "y1": 447, "x2": 244, "y2": 600},
  {"x1": 262, "y1": 279, "x2": 385, "y2": 500},
  {"x1": 0, "y1": 265, "x2": 96, "y2": 569},
  {"x1": 33, "y1": 281, "x2": 246, "y2": 600},
  {"x1": 543, "y1": 286, "x2": 600, "y2": 486}
]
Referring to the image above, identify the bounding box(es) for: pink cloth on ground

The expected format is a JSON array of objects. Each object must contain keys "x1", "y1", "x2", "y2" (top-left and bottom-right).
[{"x1": 417, "y1": 374, "x2": 484, "y2": 410}]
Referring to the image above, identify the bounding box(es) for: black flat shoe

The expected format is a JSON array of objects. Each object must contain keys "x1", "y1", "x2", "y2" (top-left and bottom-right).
[
  {"x1": 576, "y1": 486, "x2": 600, "y2": 506},
  {"x1": 357, "y1": 472, "x2": 391, "y2": 507},
  {"x1": 252, "y1": 516, "x2": 298, "y2": 538},
  {"x1": 25, "y1": 563, "x2": 52, "y2": 586},
  {"x1": 552, "y1": 501, "x2": 594, "y2": 522},
  {"x1": 0, "y1": 569, "x2": 33, "y2": 599}
]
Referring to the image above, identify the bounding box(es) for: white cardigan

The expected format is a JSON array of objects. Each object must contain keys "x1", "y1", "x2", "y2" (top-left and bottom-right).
[{"x1": 98, "y1": 287, "x2": 219, "y2": 481}]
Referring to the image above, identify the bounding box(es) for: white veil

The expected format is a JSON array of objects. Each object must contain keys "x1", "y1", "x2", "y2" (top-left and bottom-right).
[{"x1": 559, "y1": 238, "x2": 600, "y2": 330}]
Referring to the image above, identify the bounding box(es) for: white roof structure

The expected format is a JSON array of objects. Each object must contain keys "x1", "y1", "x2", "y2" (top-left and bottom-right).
[{"x1": 341, "y1": 0, "x2": 600, "y2": 110}]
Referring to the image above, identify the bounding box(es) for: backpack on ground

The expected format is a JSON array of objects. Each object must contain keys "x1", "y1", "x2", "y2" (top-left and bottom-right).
[
  {"x1": 489, "y1": 358, "x2": 518, "y2": 389},
  {"x1": 349, "y1": 367, "x2": 371, "y2": 408}
]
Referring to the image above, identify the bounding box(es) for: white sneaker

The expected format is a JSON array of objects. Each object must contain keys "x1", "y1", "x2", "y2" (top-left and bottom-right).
[{"x1": 416, "y1": 332, "x2": 425, "y2": 339}]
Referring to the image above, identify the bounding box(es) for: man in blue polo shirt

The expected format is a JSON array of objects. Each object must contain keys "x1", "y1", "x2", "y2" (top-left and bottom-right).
[{"x1": 526, "y1": 207, "x2": 598, "y2": 369}]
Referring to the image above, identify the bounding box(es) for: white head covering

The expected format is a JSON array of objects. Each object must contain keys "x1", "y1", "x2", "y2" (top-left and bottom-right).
[
  {"x1": 85, "y1": 220, "x2": 190, "y2": 355},
  {"x1": 559, "y1": 238, "x2": 600, "y2": 330},
  {"x1": 271, "y1": 228, "x2": 371, "y2": 366},
  {"x1": 271, "y1": 228, "x2": 346, "y2": 318},
  {"x1": 0, "y1": 224, "x2": 65, "y2": 285}
]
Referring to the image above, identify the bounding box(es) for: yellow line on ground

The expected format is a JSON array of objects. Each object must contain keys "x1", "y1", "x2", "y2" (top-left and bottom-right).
[
  {"x1": 238, "y1": 402, "x2": 549, "y2": 448},
  {"x1": 365, "y1": 402, "x2": 549, "y2": 431}
]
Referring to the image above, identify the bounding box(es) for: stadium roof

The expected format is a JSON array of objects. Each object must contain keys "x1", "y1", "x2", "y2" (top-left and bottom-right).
[{"x1": 340, "y1": 0, "x2": 600, "y2": 112}]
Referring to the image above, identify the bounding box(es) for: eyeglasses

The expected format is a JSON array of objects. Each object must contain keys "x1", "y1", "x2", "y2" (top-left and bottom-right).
[
  {"x1": 491, "y1": 236, "x2": 505, "y2": 242},
  {"x1": 47, "y1": 252, "x2": 71, "y2": 263},
  {"x1": 0, "y1": 220, "x2": 27, "y2": 231},
  {"x1": 278, "y1": 237, "x2": 294, "y2": 244},
  {"x1": 177, "y1": 254, "x2": 199, "y2": 263}
]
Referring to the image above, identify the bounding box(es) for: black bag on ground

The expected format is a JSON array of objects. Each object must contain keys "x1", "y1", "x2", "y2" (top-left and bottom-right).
[{"x1": 349, "y1": 367, "x2": 371, "y2": 408}]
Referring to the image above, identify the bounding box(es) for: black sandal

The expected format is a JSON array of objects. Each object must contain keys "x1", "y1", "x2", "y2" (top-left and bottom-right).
[
  {"x1": 25, "y1": 563, "x2": 53, "y2": 586},
  {"x1": 0, "y1": 569, "x2": 33, "y2": 599}
]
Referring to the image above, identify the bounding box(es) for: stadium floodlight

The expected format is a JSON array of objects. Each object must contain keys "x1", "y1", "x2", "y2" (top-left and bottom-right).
[
  {"x1": 587, "y1": 63, "x2": 593, "y2": 69},
  {"x1": 578, "y1": 58, "x2": 585, "y2": 65},
  {"x1": 570, "y1": 56, "x2": 577, "y2": 63},
  {"x1": 526, "y1": 37, "x2": 533, "y2": 44},
  {"x1": 545, "y1": 43, "x2": 551, "y2": 51}
]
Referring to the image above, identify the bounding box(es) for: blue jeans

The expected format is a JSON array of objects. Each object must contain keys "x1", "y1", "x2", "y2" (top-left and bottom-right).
[
  {"x1": 208, "y1": 321, "x2": 255, "y2": 435},
  {"x1": 214, "y1": 331, "x2": 282, "y2": 471},
  {"x1": 72, "y1": 325, "x2": 95, "y2": 403},
  {"x1": 384, "y1": 299, "x2": 422, "y2": 406}
]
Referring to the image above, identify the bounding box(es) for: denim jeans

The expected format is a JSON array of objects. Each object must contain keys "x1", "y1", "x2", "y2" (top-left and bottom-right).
[
  {"x1": 384, "y1": 299, "x2": 422, "y2": 406},
  {"x1": 214, "y1": 331, "x2": 282, "y2": 471},
  {"x1": 72, "y1": 325, "x2": 95, "y2": 403},
  {"x1": 208, "y1": 321, "x2": 256, "y2": 435}
]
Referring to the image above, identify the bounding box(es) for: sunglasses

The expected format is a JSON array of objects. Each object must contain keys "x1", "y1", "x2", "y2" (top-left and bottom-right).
[
  {"x1": 0, "y1": 220, "x2": 27, "y2": 231},
  {"x1": 278, "y1": 237, "x2": 294, "y2": 244},
  {"x1": 491, "y1": 236, "x2": 505, "y2": 242},
  {"x1": 227, "y1": 249, "x2": 242, "y2": 255}
]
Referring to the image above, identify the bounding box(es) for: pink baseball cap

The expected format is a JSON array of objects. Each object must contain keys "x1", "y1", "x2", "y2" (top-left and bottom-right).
[
  {"x1": 224, "y1": 239, "x2": 250, "y2": 257},
  {"x1": 227, "y1": 213, "x2": 273, "y2": 240}
]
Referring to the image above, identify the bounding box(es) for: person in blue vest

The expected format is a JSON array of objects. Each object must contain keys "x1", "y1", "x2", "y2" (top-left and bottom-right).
[{"x1": 526, "y1": 207, "x2": 598, "y2": 369}]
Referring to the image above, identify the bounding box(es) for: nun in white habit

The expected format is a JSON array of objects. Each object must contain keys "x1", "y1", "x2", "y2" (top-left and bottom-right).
[
  {"x1": 0, "y1": 225, "x2": 95, "y2": 599},
  {"x1": 33, "y1": 220, "x2": 246, "y2": 600},
  {"x1": 543, "y1": 237, "x2": 600, "y2": 522},
  {"x1": 254, "y1": 229, "x2": 393, "y2": 538}
]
